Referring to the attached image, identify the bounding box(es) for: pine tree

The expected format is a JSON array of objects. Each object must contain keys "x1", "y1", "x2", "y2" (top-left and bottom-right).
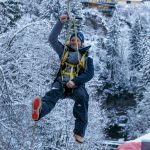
[
  {"x1": 129, "y1": 18, "x2": 146, "y2": 71},
  {"x1": 0, "y1": 0, "x2": 23, "y2": 34},
  {"x1": 141, "y1": 28, "x2": 150, "y2": 87},
  {"x1": 39, "y1": 0, "x2": 61, "y2": 19},
  {"x1": 105, "y1": 13, "x2": 125, "y2": 86},
  {"x1": 142, "y1": 51, "x2": 150, "y2": 88},
  {"x1": 129, "y1": 18, "x2": 148, "y2": 95},
  {"x1": 24, "y1": 0, "x2": 40, "y2": 17},
  {"x1": 100, "y1": 13, "x2": 132, "y2": 140}
]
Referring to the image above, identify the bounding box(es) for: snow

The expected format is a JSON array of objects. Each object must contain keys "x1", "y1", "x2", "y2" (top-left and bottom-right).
[
  {"x1": 132, "y1": 133, "x2": 150, "y2": 142},
  {"x1": 0, "y1": 0, "x2": 7, "y2": 2},
  {"x1": 0, "y1": 0, "x2": 150, "y2": 149}
]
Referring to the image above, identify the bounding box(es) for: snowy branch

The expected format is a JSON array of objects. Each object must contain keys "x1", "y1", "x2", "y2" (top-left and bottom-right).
[
  {"x1": 0, "y1": 122, "x2": 14, "y2": 132},
  {"x1": 0, "y1": 66, "x2": 12, "y2": 103},
  {"x1": 2, "y1": 20, "x2": 48, "y2": 51}
]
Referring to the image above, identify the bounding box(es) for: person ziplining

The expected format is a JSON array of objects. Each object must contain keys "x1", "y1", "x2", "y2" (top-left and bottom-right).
[{"x1": 31, "y1": 14, "x2": 94, "y2": 144}]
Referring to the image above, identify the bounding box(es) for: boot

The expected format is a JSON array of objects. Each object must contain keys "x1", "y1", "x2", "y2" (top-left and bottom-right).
[
  {"x1": 32, "y1": 96, "x2": 42, "y2": 121},
  {"x1": 74, "y1": 134, "x2": 84, "y2": 144}
]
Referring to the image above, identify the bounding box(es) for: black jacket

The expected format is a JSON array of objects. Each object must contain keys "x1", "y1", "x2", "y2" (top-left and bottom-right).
[{"x1": 48, "y1": 20, "x2": 94, "y2": 86}]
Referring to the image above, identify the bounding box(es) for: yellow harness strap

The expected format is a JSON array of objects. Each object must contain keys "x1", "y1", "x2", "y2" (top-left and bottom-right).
[
  {"x1": 61, "y1": 50, "x2": 70, "y2": 65},
  {"x1": 61, "y1": 62, "x2": 78, "y2": 80},
  {"x1": 60, "y1": 50, "x2": 86, "y2": 81},
  {"x1": 79, "y1": 53, "x2": 86, "y2": 69}
]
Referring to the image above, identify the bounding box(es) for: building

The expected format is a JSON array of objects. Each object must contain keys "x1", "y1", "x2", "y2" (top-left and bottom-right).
[
  {"x1": 118, "y1": 0, "x2": 143, "y2": 4},
  {"x1": 80, "y1": 0, "x2": 117, "y2": 15}
]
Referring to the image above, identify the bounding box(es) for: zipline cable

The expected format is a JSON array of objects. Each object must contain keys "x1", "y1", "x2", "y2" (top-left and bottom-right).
[{"x1": 61, "y1": 0, "x2": 81, "y2": 83}]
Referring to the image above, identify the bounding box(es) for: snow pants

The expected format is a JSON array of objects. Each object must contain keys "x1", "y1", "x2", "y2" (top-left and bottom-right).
[{"x1": 40, "y1": 83, "x2": 89, "y2": 137}]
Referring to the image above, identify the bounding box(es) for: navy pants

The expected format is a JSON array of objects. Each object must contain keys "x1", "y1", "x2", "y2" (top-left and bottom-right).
[{"x1": 40, "y1": 83, "x2": 89, "y2": 137}]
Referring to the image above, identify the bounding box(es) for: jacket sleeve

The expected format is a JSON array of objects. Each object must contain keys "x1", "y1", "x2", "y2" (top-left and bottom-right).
[
  {"x1": 48, "y1": 20, "x2": 65, "y2": 59},
  {"x1": 72, "y1": 57, "x2": 94, "y2": 86}
]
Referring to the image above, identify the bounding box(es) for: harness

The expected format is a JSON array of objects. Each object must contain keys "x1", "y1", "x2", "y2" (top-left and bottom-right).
[{"x1": 60, "y1": 49, "x2": 86, "y2": 81}]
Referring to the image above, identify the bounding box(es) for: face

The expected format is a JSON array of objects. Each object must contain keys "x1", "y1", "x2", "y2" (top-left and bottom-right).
[{"x1": 70, "y1": 37, "x2": 82, "y2": 50}]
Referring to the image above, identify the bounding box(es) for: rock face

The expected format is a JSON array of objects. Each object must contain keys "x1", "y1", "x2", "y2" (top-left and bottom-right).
[
  {"x1": 104, "y1": 90, "x2": 136, "y2": 140},
  {"x1": 96, "y1": 81, "x2": 137, "y2": 140}
]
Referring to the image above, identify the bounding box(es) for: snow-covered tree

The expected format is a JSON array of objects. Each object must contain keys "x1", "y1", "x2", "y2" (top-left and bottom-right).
[
  {"x1": 140, "y1": 33, "x2": 150, "y2": 88},
  {"x1": 0, "y1": 0, "x2": 23, "y2": 34},
  {"x1": 104, "y1": 13, "x2": 127, "y2": 90},
  {"x1": 39, "y1": 0, "x2": 61, "y2": 19},
  {"x1": 128, "y1": 18, "x2": 146, "y2": 71},
  {"x1": 128, "y1": 17, "x2": 149, "y2": 98},
  {"x1": 0, "y1": 1, "x2": 150, "y2": 149}
]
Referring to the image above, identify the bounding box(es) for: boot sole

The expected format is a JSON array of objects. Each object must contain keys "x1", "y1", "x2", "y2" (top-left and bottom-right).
[
  {"x1": 32, "y1": 97, "x2": 41, "y2": 121},
  {"x1": 74, "y1": 134, "x2": 84, "y2": 144},
  {"x1": 75, "y1": 138, "x2": 84, "y2": 144}
]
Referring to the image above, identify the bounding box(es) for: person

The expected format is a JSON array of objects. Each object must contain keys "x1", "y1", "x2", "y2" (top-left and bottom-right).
[{"x1": 32, "y1": 15, "x2": 94, "y2": 143}]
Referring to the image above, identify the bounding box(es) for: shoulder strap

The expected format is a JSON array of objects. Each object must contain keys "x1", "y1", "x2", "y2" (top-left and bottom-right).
[
  {"x1": 61, "y1": 50, "x2": 70, "y2": 65},
  {"x1": 78, "y1": 52, "x2": 87, "y2": 70}
]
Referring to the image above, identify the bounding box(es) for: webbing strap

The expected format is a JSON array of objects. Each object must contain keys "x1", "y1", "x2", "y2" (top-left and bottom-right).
[
  {"x1": 61, "y1": 51, "x2": 69, "y2": 65},
  {"x1": 72, "y1": 19, "x2": 80, "y2": 61},
  {"x1": 79, "y1": 53, "x2": 86, "y2": 69},
  {"x1": 61, "y1": 52, "x2": 86, "y2": 81},
  {"x1": 65, "y1": 61, "x2": 78, "y2": 67},
  {"x1": 61, "y1": 0, "x2": 82, "y2": 83},
  {"x1": 61, "y1": 71, "x2": 78, "y2": 81},
  {"x1": 61, "y1": 0, "x2": 72, "y2": 60},
  {"x1": 62, "y1": 0, "x2": 80, "y2": 65}
]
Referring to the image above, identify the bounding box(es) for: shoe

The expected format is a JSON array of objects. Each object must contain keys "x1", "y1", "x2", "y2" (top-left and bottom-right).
[
  {"x1": 32, "y1": 96, "x2": 42, "y2": 121},
  {"x1": 74, "y1": 134, "x2": 84, "y2": 144}
]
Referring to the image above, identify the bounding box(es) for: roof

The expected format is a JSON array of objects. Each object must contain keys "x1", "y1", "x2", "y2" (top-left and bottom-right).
[{"x1": 81, "y1": 0, "x2": 117, "y2": 3}]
